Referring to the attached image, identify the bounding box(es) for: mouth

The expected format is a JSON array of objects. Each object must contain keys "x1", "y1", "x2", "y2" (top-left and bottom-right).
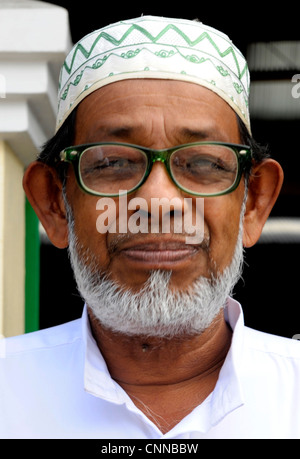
[{"x1": 117, "y1": 238, "x2": 204, "y2": 269}]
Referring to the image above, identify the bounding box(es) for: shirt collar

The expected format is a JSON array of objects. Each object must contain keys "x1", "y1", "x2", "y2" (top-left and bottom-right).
[
  {"x1": 82, "y1": 297, "x2": 245, "y2": 434},
  {"x1": 82, "y1": 306, "x2": 130, "y2": 404},
  {"x1": 163, "y1": 297, "x2": 245, "y2": 437},
  {"x1": 210, "y1": 297, "x2": 245, "y2": 425}
]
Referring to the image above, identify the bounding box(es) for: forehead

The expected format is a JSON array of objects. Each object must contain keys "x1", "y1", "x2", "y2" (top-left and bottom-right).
[{"x1": 74, "y1": 79, "x2": 240, "y2": 144}]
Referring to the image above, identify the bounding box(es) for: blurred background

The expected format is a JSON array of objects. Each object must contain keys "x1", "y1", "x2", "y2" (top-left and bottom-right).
[{"x1": 0, "y1": 0, "x2": 299, "y2": 339}]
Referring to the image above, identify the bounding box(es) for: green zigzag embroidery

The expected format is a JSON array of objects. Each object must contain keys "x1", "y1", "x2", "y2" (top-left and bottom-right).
[
  {"x1": 60, "y1": 48, "x2": 245, "y2": 103},
  {"x1": 63, "y1": 23, "x2": 248, "y2": 81}
]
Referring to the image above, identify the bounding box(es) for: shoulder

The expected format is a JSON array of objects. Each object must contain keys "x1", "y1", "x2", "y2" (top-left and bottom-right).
[
  {"x1": 0, "y1": 318, "x2": 82, "y2": 360},
  {"x1": 244, "y1": 326, "x2": 300, "y2": 358},
  {"x1": 243, "y1": 326, "x2": 300, "y2": 378},
  {"x1": 227, "y1": 297, "x2": 300, "y2": 365}
]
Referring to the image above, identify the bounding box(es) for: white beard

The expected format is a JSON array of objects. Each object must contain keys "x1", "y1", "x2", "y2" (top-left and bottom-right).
[{"x1": 66, "y1": 199, "x2": 245, "y2": 338}]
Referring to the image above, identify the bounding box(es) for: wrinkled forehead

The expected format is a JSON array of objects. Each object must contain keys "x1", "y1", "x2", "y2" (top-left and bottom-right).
[
  {"x1": 57, "y1": 16, "x2": 250, "y2": 133},
  {"x1": 73, "y1": 79, "x2": 241, "y2": 146}
]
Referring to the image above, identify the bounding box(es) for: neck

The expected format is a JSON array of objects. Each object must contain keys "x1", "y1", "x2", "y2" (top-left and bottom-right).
[{"x1": 88, "y1": 308, "x2": 232, "y2": 433}]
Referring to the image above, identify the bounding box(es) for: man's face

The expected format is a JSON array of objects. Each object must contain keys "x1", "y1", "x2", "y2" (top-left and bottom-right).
[{"x1": 65, "y1": 79, "x2": 245, "y2": 292}]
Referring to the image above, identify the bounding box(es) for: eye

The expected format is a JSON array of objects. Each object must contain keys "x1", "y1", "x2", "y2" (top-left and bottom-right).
[
  {"x1": 81, "y1": 157, "x2": 134, "y2": 177},
  {"x1": 191, "y1": 156, "x2": 230, "y2": 171},
  {"x1": 173, "y1": 154, "x2": 227, "y2": 171},
  {"x1": 96, "y1": 157, "x2": 131, "y2": 169}
]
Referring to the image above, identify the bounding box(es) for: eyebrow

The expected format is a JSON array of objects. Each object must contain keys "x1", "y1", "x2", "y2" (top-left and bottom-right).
[
  {"x1": 95, "y1": 124, "x2": 227, "y2": 144},
  {"x1": 105, "y1": 126, "x2": 135, "y2": 139},
  {"x1": 178, "y1": 127, "x2": 223, "y2": 142}
]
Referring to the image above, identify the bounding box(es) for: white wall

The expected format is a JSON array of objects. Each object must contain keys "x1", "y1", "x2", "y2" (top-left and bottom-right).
[{"x1": 0, "y1": 0, "x2": 71, "y2": 337}]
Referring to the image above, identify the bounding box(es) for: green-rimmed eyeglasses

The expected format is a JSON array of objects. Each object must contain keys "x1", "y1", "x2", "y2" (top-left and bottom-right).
[{"x1": 59, "y1": 141, "x2": 252, "y2": 197}]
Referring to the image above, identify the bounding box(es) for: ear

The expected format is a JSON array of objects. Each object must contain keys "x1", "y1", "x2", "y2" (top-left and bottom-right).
[
  {"x1": 23, "y1": 161, "x2": 69, "y2": 248},
  {"x1": 243, "y1": 159, "x2": 284, "y2": 247}
]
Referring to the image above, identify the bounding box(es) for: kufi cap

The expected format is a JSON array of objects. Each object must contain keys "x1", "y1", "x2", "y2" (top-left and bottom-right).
[{"x1": 57, "y1": 16, "x2": 250, "y2": 132}]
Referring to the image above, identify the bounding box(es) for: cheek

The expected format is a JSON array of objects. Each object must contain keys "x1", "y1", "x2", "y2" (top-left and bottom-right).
[
  {"x1": 204, "y1": 195, "x2": 243, "y2": 272},
  {"x1": 69, "y1": 191, "x2": 114, "y2": 271}
]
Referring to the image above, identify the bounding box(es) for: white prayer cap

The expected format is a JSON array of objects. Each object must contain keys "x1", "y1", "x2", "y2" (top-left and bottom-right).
[{"x1": 57, "y1": 16, "x2": 250, "y2": 133}]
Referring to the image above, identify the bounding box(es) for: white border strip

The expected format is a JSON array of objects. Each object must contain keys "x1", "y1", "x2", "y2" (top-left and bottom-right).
[{"x1": 259, "y1": 218, "x2": 300, "y2": 243}]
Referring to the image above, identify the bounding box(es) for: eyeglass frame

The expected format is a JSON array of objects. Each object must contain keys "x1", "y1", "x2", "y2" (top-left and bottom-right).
[{"x1": 59, "y1": 141, "x2": 252, "y2": 198}]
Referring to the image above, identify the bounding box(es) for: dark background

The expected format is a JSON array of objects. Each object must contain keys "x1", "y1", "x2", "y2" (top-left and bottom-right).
[{"x1": 39, "y1": 2, "x2": 300, "y2": 339}]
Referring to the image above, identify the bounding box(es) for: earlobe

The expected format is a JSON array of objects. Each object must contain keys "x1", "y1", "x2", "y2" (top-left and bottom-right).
[
  {"x1": 243, "y1": 159, "x2": 284, "y2": 247},
  {"x1": 23, "y1": 161, "x2": 69, "y2": 248}
]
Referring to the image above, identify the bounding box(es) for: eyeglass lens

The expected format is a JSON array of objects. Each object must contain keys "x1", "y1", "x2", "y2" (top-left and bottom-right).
[{"x1": 79, "y1": 144, "x2": 238, "y2": 195}]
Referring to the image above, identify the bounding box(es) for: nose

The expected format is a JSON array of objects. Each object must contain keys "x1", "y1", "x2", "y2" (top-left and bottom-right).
[
  {"x1": 137, "y1": 161, "x2": 183, "y2": 200},
  {"x1": 132, "y1": 161, "x2": 186, "y2": 231}
]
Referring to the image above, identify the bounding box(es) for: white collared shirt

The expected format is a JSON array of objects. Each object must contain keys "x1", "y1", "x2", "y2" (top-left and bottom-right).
[{"x1": 0, "y1": 298, "x2": 300, "y2": 439}]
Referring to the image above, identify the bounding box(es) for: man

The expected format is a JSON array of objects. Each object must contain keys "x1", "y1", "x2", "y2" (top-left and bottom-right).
[{"x1": 1, "y1": 16, "x2": 299, "y2": 439}]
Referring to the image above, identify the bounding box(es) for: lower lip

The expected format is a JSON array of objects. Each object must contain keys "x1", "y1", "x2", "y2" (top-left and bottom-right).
[{"x1": 122, "y1": 247, "x2": 198, "y2": 265}]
